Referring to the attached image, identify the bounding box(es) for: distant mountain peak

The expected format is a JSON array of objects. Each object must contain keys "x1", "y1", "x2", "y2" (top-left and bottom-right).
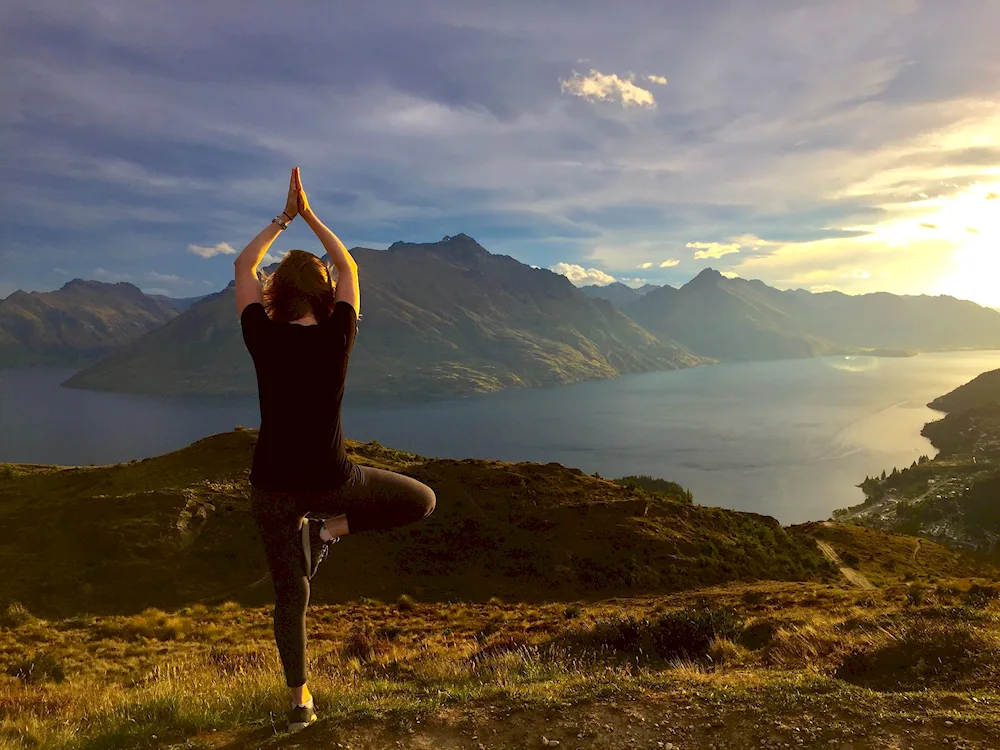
[
  {"x1": 685, "y1": 267, "x2": 724, "y2": 287},
  {"x1": 387, "y1": 233, "x2": 488, "y2": 257},
  {"x1": 60, "y1": 278, "x2": 144, "y2": 296}
]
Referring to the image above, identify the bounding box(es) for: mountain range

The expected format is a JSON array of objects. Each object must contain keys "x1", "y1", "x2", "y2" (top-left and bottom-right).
[
  {"x1": 6, "y1": 234, "x2": 1000, "y2": 398},
  {"x1": 0, "y1": 280, "x2": 178, "y2": 368},
  {"x1": 623, "y1": 268, "x2": 1000, "y2": 361},
  {"x1": 579, "y1": 281, "x2": 662, "y2": 307},
  {"x1": 66, "y1": 234, "x2": 704, "y2": 398}
]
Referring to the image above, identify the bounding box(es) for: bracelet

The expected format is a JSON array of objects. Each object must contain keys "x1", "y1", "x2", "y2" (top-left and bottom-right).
[
  {"x1": 282, "y1": 211, "x2": 294, "y2": 221},
  {"x1": 272, "y1": 216, "x2": 288, "y2": 230}
]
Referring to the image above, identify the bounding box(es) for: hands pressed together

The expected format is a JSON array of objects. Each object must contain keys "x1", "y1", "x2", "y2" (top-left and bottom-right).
[{"x1": 282, "y1": 166, "x2": 312, "y2": 223}]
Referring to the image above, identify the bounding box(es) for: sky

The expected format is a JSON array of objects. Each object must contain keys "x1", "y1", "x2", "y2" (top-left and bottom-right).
[{"x1": 1, "y1": 0, "x2": 999, "y2": 305}]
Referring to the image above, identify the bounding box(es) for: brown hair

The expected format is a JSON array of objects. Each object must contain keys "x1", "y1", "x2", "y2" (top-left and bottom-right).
[{"x1": 261, "y1": 249, "x2": 337, "y2": 324}]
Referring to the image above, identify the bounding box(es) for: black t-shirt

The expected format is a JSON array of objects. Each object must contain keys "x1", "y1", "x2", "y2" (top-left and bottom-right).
[{"x1": 240, "y1": 300, "x2": 358, "y2": 491}]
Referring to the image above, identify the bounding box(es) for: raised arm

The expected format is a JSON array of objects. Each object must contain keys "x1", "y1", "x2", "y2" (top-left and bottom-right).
[
  {"x1": 296, "y1": 170, "x2": 360, "y2": 318},
  {"x1": 233, "y1": 168, "x2": 299, "y2": 316}
]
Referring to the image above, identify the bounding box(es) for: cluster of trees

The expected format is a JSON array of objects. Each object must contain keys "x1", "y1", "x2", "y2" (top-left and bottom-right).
[{"x1": 858, "y1": 455, "x2": 932, "y2": 500}]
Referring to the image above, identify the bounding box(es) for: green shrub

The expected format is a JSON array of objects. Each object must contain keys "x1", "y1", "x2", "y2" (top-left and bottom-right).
[
  {"x1": 0, "y1": 602, "x2": 36, "y2": 629},
  {"x1": 396, "y1": 593, "x2": 417, "y2": 611},
  {"x1": 555, "y1": 604, "x2": 745, "y2": 664},
  {"x1": 341, "y1": 624, "x2": 391, "y2": 662},
  {"x1": 906, "y1": 583, "x2": 928, "y2": 607},
  {"x1": 613, "y1": 475, "x2": 694, "y2": 503},
  {"x1": 835, "y1": 620, "x2": 992, "y2": 691},
  {"x1": 6, "y1": 651, "x2": 66, "y2": 684},
  {"x1": 963, "y1": 583, "x2": 1000, "y2": 609}
]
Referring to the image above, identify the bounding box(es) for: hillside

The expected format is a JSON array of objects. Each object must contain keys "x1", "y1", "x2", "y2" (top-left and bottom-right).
[
  {"x1": 624, "y1": 269, "x2": 1000, "y2": 362},
  {"x1": 928, "y1": 368, "x2": 1000, "y2": 412},
  {"x1": 834, "y1": 371, "x2": 1000, "y2": 554},
  {"x1": 66, "y1": 234, "x2": 706, "y2": 398},
  {"x1": 0, "y1": 427, "x2": 846, "y2": 619},
  {"x1": 0, "y1": 279, "x2": 178, "y2": 368},
  {"x1": 3, "y1": 434, "x2": 999, "y2": 749},
  {"x1": 150, "y1": 293, "x2": 210, "y2": 312}
]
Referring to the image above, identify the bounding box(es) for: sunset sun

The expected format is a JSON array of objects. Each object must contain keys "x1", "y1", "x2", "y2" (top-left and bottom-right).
[{"x1": 928, "y1": 183, "x2": 1000, "y2": 307}]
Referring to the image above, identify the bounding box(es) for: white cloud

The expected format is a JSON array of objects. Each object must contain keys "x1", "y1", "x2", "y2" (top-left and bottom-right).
[
  {"x1": 145, "y1": 287, "x2": 171, "y2": 296},
  {"x1": 550, "y1": 262, "x2": 616, "y2": 286},
  {"x1": 146, "y1": 271, "x2": 184, "y2": 283},
  {"x1": 810, "y1": 285, "x2": 842, "y2": 293},
  {"x1": 262, "y1": 250, "x2": 289, "y2": 266},
  {"x1": 845, "y1": 268, "x2": 871, "y2": 279},
  {"x1": 721, "y1": 271, "x2": 741, "y2": 279},
  {"x1": 53, "y1": 268, "x2": 68, "y2": 275},
  {"x1": 92, "y1": 267, "x2": 132, "y2": 282},
  {"x1": 188, "y1": 242, "x2": 236, "y2": 259},
  {"x1": 659, "y1": 259, "x2": 680, "y2": 267},
  {"x1": 687, "y1": 241, "x2": 742, "y2": 260},
  {"x1": 560, "y1": 69, "x2": 657, "y2": 108},
  {"x1": 638, "y1": 261, "x2": 654, "y2": 269},
  {"x1": 646, "y1": 74, "x2": 668, "y2": 85}
]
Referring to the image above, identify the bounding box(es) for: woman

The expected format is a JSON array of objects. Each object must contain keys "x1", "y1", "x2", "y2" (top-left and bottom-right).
[{"x1": 234, "y1": 167, "x2": 437, "y2": 733}]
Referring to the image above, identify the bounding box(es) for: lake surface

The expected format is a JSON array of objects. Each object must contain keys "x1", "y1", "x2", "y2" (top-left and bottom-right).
[{"x1": 2, "y1": 351, "x2": 999, "y2": 524}]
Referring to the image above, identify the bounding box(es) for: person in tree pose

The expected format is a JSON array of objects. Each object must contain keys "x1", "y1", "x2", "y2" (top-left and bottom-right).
[{"x1": 234, "y1": 167, "x2": 437, "y2": 733}]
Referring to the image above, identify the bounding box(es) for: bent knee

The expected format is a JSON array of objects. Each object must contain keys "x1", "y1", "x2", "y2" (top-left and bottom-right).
[{"x1": 422, "y1": 486, "x2": 436, "y2": 518}]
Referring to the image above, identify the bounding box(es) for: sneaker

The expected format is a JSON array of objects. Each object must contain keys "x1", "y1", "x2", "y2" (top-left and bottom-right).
[
  {"x1": 287, "y1": 697, "x2": 318, "y2": 732},
  {"x1": 301, "y1": 516, "x2": 339, "y2": 581}
]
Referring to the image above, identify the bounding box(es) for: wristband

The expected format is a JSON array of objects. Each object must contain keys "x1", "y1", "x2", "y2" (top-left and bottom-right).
[
  {"x1": 282, "y1": 211, "x2": 294, "y2": 221},
  {"x1": 272, "y1": 216, "x2": 288, "y2": 230}
]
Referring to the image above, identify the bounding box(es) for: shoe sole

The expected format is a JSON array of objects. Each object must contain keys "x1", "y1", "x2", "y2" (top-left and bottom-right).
[{"x1": 288, "y1": 718, "x2": 316, "y2": 732}]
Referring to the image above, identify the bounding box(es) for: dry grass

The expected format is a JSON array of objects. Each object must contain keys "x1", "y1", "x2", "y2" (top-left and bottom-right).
[{"x1": 1, "y1": 579, "x2": 999, "y2": 749}]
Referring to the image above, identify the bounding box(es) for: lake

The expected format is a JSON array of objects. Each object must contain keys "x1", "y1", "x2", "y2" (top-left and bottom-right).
[{"x1": 2, "y1": 351, "x2": 999, "y2": 524}]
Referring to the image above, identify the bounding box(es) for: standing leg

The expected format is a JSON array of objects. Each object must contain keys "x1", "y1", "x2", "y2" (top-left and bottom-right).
[{"x1": 250, "y1": 488, "x2": 311, "y2": 691}]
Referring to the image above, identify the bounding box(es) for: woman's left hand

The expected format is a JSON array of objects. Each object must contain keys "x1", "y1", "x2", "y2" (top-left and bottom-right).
[{"x1": 282, "y1": 167, "x2": 299, "y2": 220}]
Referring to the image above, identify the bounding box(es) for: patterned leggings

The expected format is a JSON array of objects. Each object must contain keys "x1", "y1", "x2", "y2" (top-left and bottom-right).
[{"x1": 250, "y1": 463, "x2": 436, "y2": 687}]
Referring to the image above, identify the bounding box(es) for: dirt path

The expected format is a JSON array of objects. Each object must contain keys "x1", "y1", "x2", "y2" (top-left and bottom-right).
[
  {"x1": 185, "y1": 692, "x2": 999, "y2": 750},
  {"x1": 913, "y1": 538, "x2": 921, "y2": 561},
  {"x1": 815, "y1": 539, "x2": 876, "y2": 590}
]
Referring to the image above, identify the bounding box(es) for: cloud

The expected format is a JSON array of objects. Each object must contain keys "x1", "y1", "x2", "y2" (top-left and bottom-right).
[
  {"x1": 987, "y1": 193, "x2": 999, "y2": 200},
  {"x1": 967, "y1": 227, "x2": 980, "y2": 234},
  {"x1": 146, "y1": 271, "x2": 185, "y2": 283},
  {"x1": 188, "y1": 242, "x2": 237, "y2": 259},
  {"x1": 659, "y1": 259, "x2": 680, "y2": 267},
  {"x1": 919, "y1": 222, "x2": 937, "y2": 229},
  {"x1": 550, "y1": 262, "x2": 616, "y2": 286},
  {"x1": 262, "y1": 250, "x2": 289, "y2": 266},
  {"x1": 560, "y1": 69, "x2": 657, "y2": 108},
  {"x1": 810, "y1": 285, "x2": 843, "y2": 293},
  {"x1": 721, "y1": 271, "x2": 740, "y2": 279},
  {"x1": 92, "y1": 267, "x2": 132, "y2": 282},
  {"x1": 846, "y1": 269, "x2": 871, "y2": 279},
  {"x1": 53, "y1": 268, "x2": 68, "y2": 275},
  {"x1": 144, "y1": 287, "x2": 172, "y2": 296},
  {"x1": 646, "y1": 74, "x2": 668, "y2": 85},
  {"x1": 638, "y1": 261, "x2": 654, "y2": 269},
  {"x1": 687, "y1": 241, "x2": 742, "y2": 260}
]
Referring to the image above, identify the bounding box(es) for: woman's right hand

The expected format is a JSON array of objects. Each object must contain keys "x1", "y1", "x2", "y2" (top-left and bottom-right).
[{"x1": 294, "y1": 167, "x2": 313, "y2": 219}]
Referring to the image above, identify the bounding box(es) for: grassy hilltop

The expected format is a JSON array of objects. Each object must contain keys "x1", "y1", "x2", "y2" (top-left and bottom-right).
[{"x1": 1, "y1": 432, "x2": 1000, "y2": 749}]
